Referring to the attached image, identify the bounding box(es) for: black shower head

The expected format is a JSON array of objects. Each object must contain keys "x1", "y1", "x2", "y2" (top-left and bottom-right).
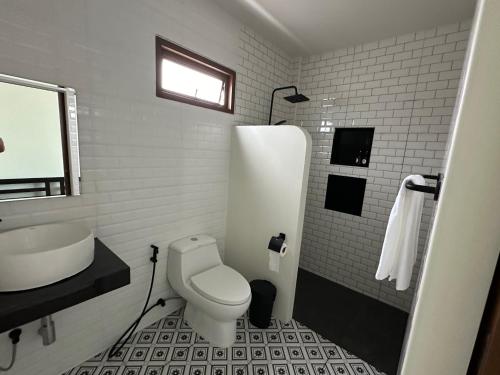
[
  {"x1": 268, "y1": 85, "x2": 310, "y2": 124},
  {"x1": 284, "y1": 93, "x2": 310, "y2": 103}
]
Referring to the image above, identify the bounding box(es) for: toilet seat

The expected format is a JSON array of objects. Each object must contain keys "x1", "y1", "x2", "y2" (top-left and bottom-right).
[{"x1": 191, "y1": 265, "x2": 251, "y2": 306}]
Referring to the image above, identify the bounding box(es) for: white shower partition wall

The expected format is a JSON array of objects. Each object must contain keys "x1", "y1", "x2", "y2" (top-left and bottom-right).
[{"x1": 225, "y1": 125, "x2": 312, "y2": 322}]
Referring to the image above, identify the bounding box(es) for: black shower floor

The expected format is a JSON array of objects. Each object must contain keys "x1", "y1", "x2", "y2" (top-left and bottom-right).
[{"x1": 293, "y1": 268, "x2": 409, "y2": 375}]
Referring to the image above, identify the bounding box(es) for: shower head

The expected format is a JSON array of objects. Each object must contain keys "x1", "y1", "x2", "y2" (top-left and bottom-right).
[
  {"x1": 284, "y1": 93, "x2": 310, "y2": 103},
  {"x1": 268, "y1": 85, "x2": 310, "y2": 124}
]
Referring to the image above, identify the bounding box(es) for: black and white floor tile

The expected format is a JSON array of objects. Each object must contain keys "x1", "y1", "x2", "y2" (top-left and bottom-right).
[{"x1": 67, "y1": 308, "x2": 385, "y2": 375}]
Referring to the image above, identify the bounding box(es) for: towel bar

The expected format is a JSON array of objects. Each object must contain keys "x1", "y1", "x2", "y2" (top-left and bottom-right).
[{"x1": 405, "y1": 173, "x2": 442, "y2": 201}]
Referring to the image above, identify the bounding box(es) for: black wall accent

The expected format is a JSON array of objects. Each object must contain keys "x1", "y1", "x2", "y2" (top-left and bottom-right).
[
  {"x1": 331, "y1": 128, "x2": 375, "y2": 167},
  {"x1": 324, "y1": 174, "x2": 366, "y2": 216}
]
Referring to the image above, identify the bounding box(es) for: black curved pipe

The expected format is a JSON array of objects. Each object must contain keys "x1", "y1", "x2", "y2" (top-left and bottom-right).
[{"x1": 268, "y1": 86, "x2": 309, "y2": 125}]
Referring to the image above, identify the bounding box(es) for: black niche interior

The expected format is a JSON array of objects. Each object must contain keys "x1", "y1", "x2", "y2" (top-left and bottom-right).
[
  {"x1": 331, "y1": 127, "x2": 375, "y2": 167},
  {"x1": 324, "y1": 174, "x2": 366, "y2": 216}
]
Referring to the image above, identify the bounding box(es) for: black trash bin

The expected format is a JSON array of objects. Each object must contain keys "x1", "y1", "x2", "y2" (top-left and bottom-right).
[{"x1": 249, "y1": 280, "x2": 276, "y2": 329}]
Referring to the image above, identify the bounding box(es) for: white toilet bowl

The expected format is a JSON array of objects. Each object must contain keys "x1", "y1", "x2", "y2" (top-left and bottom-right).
[{"x1": 167, "y1": 235, "x2": 251, "y2": 347}]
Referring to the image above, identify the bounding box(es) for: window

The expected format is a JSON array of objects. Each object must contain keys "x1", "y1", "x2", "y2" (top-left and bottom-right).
[{"x1": 155, "y1": 36, "x2": 236, "y2": 113}]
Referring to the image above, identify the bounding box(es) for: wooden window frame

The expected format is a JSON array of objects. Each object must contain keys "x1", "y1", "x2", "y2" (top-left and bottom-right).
[
  {"x1": 57, "y1": 92, "x2": 71, "y2": 195},
  {"x1": 155, "y1": 36, "x2": 236, "y2": 114}
]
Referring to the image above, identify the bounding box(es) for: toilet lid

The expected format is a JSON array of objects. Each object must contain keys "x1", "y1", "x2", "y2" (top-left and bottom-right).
[{"x1": 191, "y1": 265, "x2": 251, "y2": 306}]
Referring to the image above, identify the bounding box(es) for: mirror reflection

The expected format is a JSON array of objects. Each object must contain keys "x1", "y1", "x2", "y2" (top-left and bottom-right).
[{"x1": 0, "y1": 74, "x2": 80, "y2": 201}]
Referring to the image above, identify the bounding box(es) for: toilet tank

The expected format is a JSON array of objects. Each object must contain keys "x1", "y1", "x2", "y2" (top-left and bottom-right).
[{"x1": 167, "y1": 235, "x2": 222, "y2": 287}]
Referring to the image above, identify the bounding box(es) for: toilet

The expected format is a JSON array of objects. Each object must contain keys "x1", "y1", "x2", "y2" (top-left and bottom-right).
[{"x1": 167, "y1": 235, "x2": 251, "y2": 347}]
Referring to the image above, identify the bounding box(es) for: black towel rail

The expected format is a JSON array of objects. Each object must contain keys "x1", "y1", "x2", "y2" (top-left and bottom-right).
[{"x1": 405, "y1": 173, "x2": 443, "y2": 201}]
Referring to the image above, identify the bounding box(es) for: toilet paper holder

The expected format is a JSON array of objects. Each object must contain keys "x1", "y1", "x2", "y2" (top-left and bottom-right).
[{"x1": 268, "y1": 233, "x2": 286, "y2": 253}]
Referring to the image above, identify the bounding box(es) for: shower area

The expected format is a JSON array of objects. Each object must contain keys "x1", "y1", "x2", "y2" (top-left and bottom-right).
[{"x1": 282, "y1": 21, "x2": 470, "y2": 375}]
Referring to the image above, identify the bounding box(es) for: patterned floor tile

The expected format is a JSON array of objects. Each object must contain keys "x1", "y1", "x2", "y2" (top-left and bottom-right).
[
  {"x1": 165, "y1": 365, "x2": 186, "y2": 375},
  {"x1": 69, "y1": 308, "x2": 385, "y2": 375},
  {"x1": 250, "y1": 363, "x2": 269, "y2": 375},
  {"x1": 144, "y1": 365, "x2": 164, "y2": 375},
  {"x1": 121, "y1": 366, "x2": 142, "y2": 375},
  {"x1": 97, "y1": 366, "x2": 120, "y2": 375}
]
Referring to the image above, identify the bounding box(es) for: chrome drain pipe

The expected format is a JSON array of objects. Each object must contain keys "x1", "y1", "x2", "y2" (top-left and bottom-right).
[{"x1": 38, "y1": 315, "x2": 56, "y2": 345}]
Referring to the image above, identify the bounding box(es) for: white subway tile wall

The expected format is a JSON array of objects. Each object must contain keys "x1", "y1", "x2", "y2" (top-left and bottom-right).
[
  {"x1": 235, "y1": 26, "x2": 296, "y2": 125},
  {"x1": 296, "y1": 20, "x2": 471, "y2": 311},
  {"x1": 0, "y1": 1, "x2": 293, "y2": 375}
]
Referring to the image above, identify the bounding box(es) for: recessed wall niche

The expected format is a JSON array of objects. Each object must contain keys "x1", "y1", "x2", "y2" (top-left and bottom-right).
[
  {"x1": 330, "y1": 128, "x2": 374, "y2": 167},
  {"x1": 324, "y1": 174, "x2": 366, "y2": 216}
]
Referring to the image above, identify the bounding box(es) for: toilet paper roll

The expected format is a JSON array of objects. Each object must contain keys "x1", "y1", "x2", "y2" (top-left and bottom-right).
[{"x1": 269, "y1": 242, "x2": 287, "y2": 272}]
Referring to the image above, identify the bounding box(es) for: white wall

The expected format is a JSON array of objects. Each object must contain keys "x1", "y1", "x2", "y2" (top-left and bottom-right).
[
  {"x1": 400, "y1": 0, "x2": 500, "y2": 373},
  {"x1": 225, "y1": 125, "x2": 311, "y2": 321},
  {"x1": 0, "y1": 1, "x2": 295, "y2": 374},
  {"x1": 0, "y1": 82, "x2": 64, "y2": 179},
  {"x1": 293, "y1": 21, "x2": 471, "y2": 311}
]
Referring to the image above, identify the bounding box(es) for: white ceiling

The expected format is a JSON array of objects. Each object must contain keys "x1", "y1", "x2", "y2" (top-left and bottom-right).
[{"x1": 214, "y1": 0, "x2": 476, "y2": 55}]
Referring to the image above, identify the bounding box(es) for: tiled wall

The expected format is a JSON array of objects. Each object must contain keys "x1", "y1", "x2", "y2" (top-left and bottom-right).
[
  {"x1": 296, "y1": 21, "x2": 471, "y2": 311},
  {"x1": 235, "y1": 26, "x2": 295, "y2": 125},
  {"x1": 0, "y1": 1, "x2": 293, "y2": 374}
]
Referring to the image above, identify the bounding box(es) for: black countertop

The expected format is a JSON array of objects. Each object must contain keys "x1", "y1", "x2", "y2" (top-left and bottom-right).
[{"x1": 0, "y1": 238, "x2": 130, "y2": 333}]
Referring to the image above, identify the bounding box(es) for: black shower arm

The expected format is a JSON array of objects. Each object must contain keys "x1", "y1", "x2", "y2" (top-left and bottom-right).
[{"x1": 268, "y1": 86, "x2": 299, "y2": 125}]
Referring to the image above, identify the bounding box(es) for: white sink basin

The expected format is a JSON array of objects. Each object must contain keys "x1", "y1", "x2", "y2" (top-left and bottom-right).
[{"x1": 0, "y1": 223, "x2": 94, "y2": 292}]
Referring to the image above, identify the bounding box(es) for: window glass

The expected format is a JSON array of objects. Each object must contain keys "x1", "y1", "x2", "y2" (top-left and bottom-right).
[{"x1": 161, "y1": 59, "x2": 225, "y2": 105}]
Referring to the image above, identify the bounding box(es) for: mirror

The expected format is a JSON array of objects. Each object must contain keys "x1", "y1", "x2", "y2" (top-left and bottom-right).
[{"x1": 0, "y1": 74, "x2": 80, "y2": 201}]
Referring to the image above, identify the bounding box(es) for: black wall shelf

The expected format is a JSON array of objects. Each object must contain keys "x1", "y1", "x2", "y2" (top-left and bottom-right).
[
  {"x1": 324, "y1": 174, "x2": 367, "y2": 216},
  {"x1": 331, "y1": 127, "x2": 375, "y2": 167},
  {"x1": 0, "y1": 238, "x2": 130, "y2": 333}
]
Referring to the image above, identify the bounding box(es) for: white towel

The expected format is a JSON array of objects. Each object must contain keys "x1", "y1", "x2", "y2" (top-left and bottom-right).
[{"x1": 375, "y1": 175, "x2": 426, "y2": 290}]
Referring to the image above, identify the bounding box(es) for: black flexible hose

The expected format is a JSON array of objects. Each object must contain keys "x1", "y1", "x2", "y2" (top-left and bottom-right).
[
  {"x1": 108, "y1": 260, "x2": 156, "y2": 358},
  {"x1": 0, "y1": 329, "x2": 21, "y2": 372},
  {"x1": 0, "y1": 344, "x2": 17, "y2": 372},
  {"x1": 108, "y1": 245, "x2": 182, "y2": 359}
]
